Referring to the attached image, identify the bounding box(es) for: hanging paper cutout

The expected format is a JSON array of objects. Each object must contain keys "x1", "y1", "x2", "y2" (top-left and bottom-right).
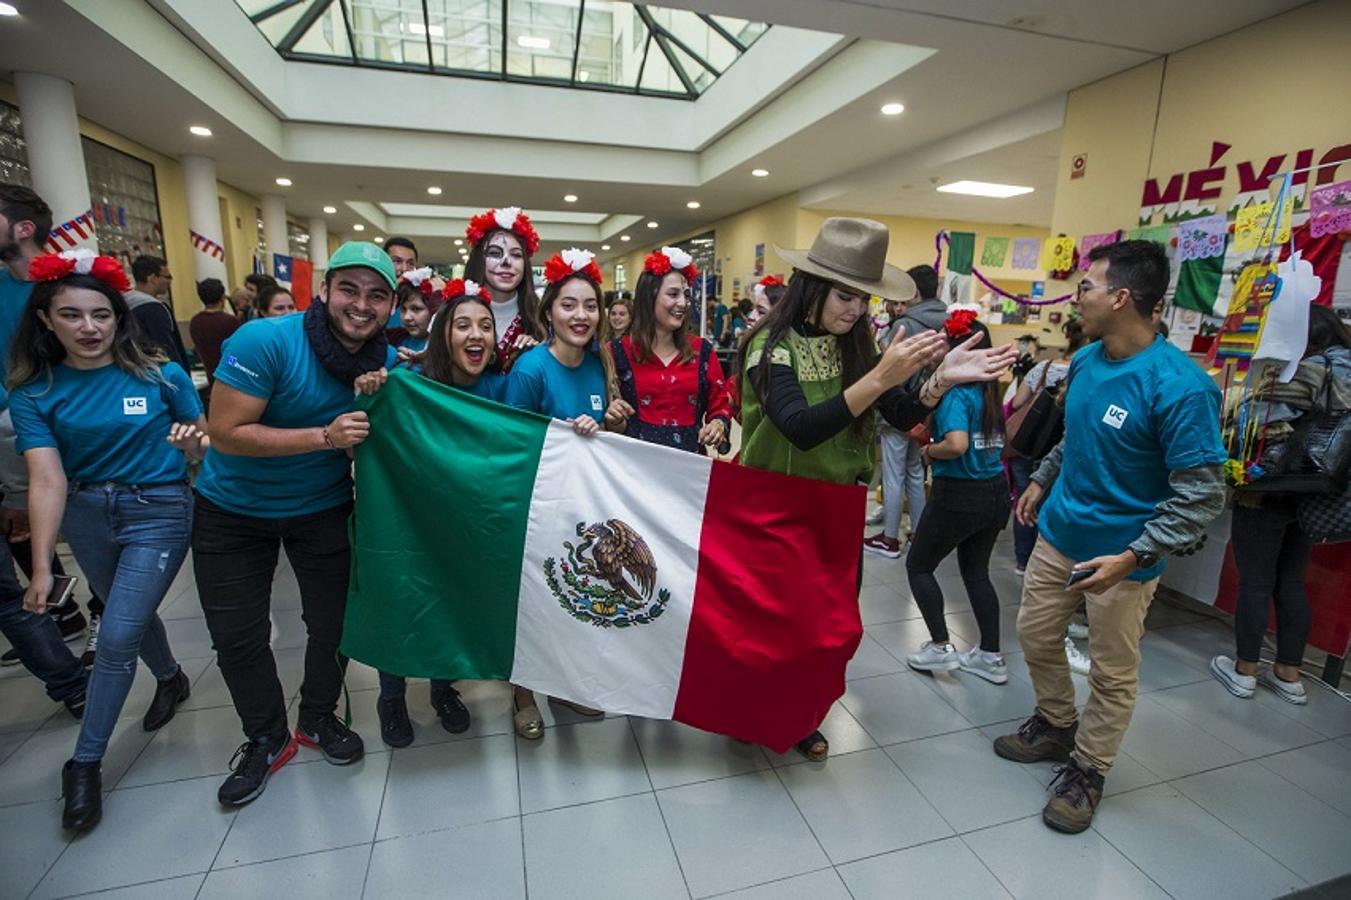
[
  {"x1": 1309, "y1": 179, "x2": 1351, "y2": 239},
  {"x1": 1039, "y1": 237, "x2": 1076, "y2": 273},
  {"x1": 1254, "y1": 251, "x2": 1320, "y2": 383},
  {"x1": 1011, "y1": 238, "x2": 1040, "y2": 270},
  {"x1": 1077, "y1": 231, "x2": 1121, "y2": 270},
  {"x1": 1233, "y1": 196, "x2": 1294, "y2": 253},
  {"x1": 946, "y1": 232, "x2": 975, "y2": 275},
  {"x1": 1205, "y1": 260, "x2": 1281, "y2": 371},
  {"x1": 1128, "y1": 224, "x2": 1171, "y2": 244},
  {"x1": 1176, "y1": 213, "x2": 1228, "y2": 263},
  {"x1": 979, "y1": 236, "x2": 1010, "y2": 268}
]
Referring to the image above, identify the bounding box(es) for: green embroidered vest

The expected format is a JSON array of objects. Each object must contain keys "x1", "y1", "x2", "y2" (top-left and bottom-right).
[{"x1": 740, "y1": 329, "x2": 874, "y2": 485}]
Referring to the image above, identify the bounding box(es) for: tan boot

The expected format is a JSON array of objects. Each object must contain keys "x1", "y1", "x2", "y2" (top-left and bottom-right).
[{"x1": 1042, "y1": 760, "x2": 1105, "y2": 834}]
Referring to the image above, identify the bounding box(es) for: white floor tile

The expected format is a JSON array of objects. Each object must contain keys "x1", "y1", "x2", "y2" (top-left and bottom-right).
[
  {"x1": 839, "y1": 671, "x2": 972, "y2": 745},
  {"x1": 0, "y1": 672, "x2": 60, "y2": 735},
  {"x1": 837, "y1": 836, "x2": 1012, "y2": 899},
  {"x1": 1174, "y1": 760, "x2": 1351, "y2": 884},
  {"x1": 182, "y1": 648, "x2": 305, "y2": 713},
  {"x1": 365, "y1": 817, "x2": 524, "y2": 900},
  {"x1": 1118, "y1": 696, "x2": 1246, "y2": 780},
  {"x1": 845, "y1": 633, "x2": 904, "y2": 681},
  {"x1": 965, "y1": 815, "x2": 1169, "y2": 899},
  {"x1": 629, "y1": 717, "x2": 769, "y2": 790},
  {"x1": 376, "y1": 734, "x2": 518, "y2": 840},
  {"x1": 0, "y1": 713, "x2": 155, "y2": 806},
  {"x1": 517, "y1": 717, "x2": 649, "y2": 814},
  {"x1": 764, "y1": 702, "x2": 876, "y2": 767},
  {"x1": 200, "y1": 844, "x2": 370, "y2": 899},
  {"x1": 914, "y1": 665, "x2": 1041, "y2": 727},
  {"x1": 1252, "y1": 678, "x2": 1351, "y2": 739},
  {"x1": 1259, "y1": 740, "x2": 1351, "y2": 812},
  {"x1": 33, "y1": 776, "x2": 233, "y2": 898},
  {"x1": 658, "y1": 769, "x2": 827, "y2": 898},
  {"x1": 1092, "y1": 783, "x2": 1306, "y2": 900},
  {"x1": 0, "y1": 799, "x2": 71, "y2": 899},
  {"x1": 160, "y1": 616, "x2": 215, "y2": 661},
  {"x1": 885, "y1": 729, "x2": 1049, "y2": 833},
  {"x1": 1135, "y1": 632, "x2": 1211, "y2": 693},
  {"x1": 1150, "y1": 679, "x2": 1325, "y2": 757},
  {"x1": 859, "y1": 618, "x2": 947, "y2": 664},
  {"x1": 119, "y1": 704, "x2": 250, "y2": 788},
  {"x1": 776, "y1": 748, "x2": 951, "y2": 863},
  {"x1": 215, "y1": 755, "x2": 389, "y2": 867},
  {"x1": 523, "y1": 793, "x2": 686, "y2": 900},
  {"x1": 715, "y1": 869, "x2": 850, "y2": 900},
  {"x1": 65, "y1": 874, "x2": 207, "y2": 899},
  {"x1": 856, "y1": 584, "x2": 910, "y2": 626}
]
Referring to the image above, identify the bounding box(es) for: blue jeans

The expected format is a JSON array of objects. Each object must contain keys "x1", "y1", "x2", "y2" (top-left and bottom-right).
[
  {"x1": 1007, "y1": 456, "x2": 1039, "y2": 569},
  {"x1": 879, "y1": 426, "x2": 927, "y2": 540},
  {"x1": 378, "y1": 670, "x2": 452, "y2": 703},
  {"x1": 0, "y1": 533, "x2": 85, "y2": 703},
  {"x1": 63, "y1": 483, "x2": 191, "y2": 763}
]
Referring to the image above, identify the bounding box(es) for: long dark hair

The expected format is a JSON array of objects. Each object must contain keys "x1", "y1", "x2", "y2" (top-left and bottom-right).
[
  {"x1": 950, "y1": 323, "x2": 1004, "y2": 442},
  {"x1": 629, "y1": 268, "x2": 692, "y2": 364},
  {"x1": 1306, "y1": 305, "x2": 1351, "y2": 357},
  {"x1": 539, "y1": 273, "x2": 617, "y2": 406},
  {"x1": 463, "y1": 229, "x2": 544, "y2": 341},
  {"x1": 736, "y1": 270, "x2": 879, "y2": 439},
  {"x1": 8, "y1": 274, "x2": 168, "y2": 394},
  {"x1": 422, "y1": 294, "x2": 497, "y2": 386}
]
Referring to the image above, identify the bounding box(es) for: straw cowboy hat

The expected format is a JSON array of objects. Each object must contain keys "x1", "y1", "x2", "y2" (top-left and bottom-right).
[{"x1": 774, "y1": 217, "x2": 917, "y2": 301}]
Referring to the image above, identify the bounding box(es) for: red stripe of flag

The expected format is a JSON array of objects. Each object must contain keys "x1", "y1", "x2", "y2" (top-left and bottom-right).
[{"x1": 672, "y1": 461, "x2": 865, "y2": 753}]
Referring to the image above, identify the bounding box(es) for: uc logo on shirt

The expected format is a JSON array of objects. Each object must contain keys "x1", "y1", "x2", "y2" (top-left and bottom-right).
[
  {"x1": 1102, "y1": 404, "x2": 1129, "y2": 430},
  {"x1": 123, "y1": 397, "x2": 148, "y2": 416}
]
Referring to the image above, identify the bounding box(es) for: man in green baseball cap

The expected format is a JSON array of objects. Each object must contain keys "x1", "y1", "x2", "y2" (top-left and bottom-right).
[{"x1": 192, "y1": 240, "x2": 398, "y2": 808}]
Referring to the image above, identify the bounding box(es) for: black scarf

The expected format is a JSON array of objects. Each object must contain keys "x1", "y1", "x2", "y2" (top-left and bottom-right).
[{"x1": 303, "y1": 299, "x2": 388, "y2": 388}]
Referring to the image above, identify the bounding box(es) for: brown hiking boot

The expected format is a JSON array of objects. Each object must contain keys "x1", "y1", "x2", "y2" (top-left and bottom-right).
[
  {"x1": 993, "y1": 713, "x2": 1078, "y2": 764},
  {"x1": 1043, "y1": 760, "x2": 1105, "y2": 833}
]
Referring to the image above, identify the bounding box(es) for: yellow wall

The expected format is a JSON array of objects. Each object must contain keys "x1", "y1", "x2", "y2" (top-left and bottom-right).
[{"x1": 217, "y1": 182, "x2": 262, "y2": 291}]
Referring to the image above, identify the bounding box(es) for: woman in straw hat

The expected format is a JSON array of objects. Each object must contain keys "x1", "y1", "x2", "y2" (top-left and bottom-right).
[{"x1": 736, "y1": 217, "x2": 1018, "y2": 760}]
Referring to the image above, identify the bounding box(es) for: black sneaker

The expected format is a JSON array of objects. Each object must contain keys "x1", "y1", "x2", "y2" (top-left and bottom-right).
[
  {"x1": 0, "y1": 647, "x2": 19, "y2": 667},
  {"x1": 142, "y1": 667, "x2": 190, "y2": 732},
  {"x1": 993, "y1": 713, "x2": 1078, "y2": 764},
  {"x1": 61, "y1": 759, "x2": 102, "y2": 832},
  {"x1": 80, "y1": 614, "x2": 100, "y2": 670},
  {"x1": 63, "y1": 685, "x2": 86, "y2": 720},
  {"x1": 295, "y1": 714, "x2": 365, "y2": 764},
  {"x1": 377, "y1": 697, "x2": 414, "y2": 748},
  {"x1": 431, "y1": 686, "x2": 471, "y2": 734},
  {"x1": 218, "y1": 734, "x2": 297, "y2": 807},
  {"x1": 54, "y1": 606, "x2": 87, "y2": 643}
]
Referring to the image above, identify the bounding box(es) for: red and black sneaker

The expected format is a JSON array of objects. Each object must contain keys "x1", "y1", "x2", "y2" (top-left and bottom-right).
[
  {"x1": 217, "y1": 733, "x2": 297, "y2": 807},
  {"x1": 295, "y1": 713, "x2": 365, "y2": 765},
  {"x1": 862, "y1": 533, "x2": 903, "y2": 559}
]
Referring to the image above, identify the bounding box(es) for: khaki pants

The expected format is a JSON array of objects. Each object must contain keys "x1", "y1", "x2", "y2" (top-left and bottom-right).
[{"x1": 1017, "y1": 539, "x2": 1158, "y2": 773}]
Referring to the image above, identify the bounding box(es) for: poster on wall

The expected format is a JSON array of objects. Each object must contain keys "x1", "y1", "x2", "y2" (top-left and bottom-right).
[
  {"x1": 1168, "y1": 307, "x2": 1202, "y2": 351},
  {"x1": 754, "y1": 243, "x2": 765, "y2": 277}
]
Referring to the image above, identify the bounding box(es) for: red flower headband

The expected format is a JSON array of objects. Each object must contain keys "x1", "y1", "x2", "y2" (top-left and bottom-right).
[
  {"x1": 943, "y1": 304, "x2": 980, "y2": 340},
  {"x1": 29, "y1": 249, "x2": 131, "y2": 293},
  {"x1": 441, "y1": 278, "x2": 492, "y2": 303},
  {"x1": 543, "y1": 248, "x2": 603, "y2": 287},
  {"x1": 400, "y1": 266, "x2": 436, "y2": 298},
  {"x1": 753, "y1": 274, "x2": 785, "y2": 295},
  {"x1": 643, "y1": 246, "x2": 699, "y2": 281},
  {"x1": 464, "y1": 206, "x2": 540, "y2": 256}
]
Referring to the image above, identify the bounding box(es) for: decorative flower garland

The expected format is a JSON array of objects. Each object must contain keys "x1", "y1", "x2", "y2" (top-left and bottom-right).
[
  {"x1": 465, "y1": 206, "x2": 540, "y2": 255},
  {"x1": 29, "y1": 248, "x2": 131, "y2": 292},
  {"x1": 933, "y1": 230, "x2": 1071, "y2": 307},
  {"x1": 543, "y1": 247, "x2": 604, "y2": 286},
  {"x1": 643, "y1": 246, "x2": 699, "y2": 281}
]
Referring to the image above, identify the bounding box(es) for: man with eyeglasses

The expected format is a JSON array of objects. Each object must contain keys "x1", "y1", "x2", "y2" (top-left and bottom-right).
[
  {"x1": 993, "y1": 240, "x2": 1226, "y2": 834},
  {"x1": 127, "y1": 255, "x2": 189, "y2": 369}
]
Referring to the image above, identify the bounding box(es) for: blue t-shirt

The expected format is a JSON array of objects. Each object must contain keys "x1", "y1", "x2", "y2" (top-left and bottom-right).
[
  {"x1": 10, "y1": 362, "x2": 201, "y2": 485},
  {"x1": 1039, "y1": 336, "x2": 1226, "y2": 581},
  {"x1": 196, "y1": 314, "x2": 361, "y2": 518},
  {"x1": 0, "y1": 269, "x2": 34, "y2": 412},
  {"x1": 459, "y1": 371, "x2": 506, "y2": 403},
  {"x1": 504, "y1": 344, "x2": 606, "y2": 421},
  {"x1": 930, "y1": 384, "x2": 1004, "y2": 480}
]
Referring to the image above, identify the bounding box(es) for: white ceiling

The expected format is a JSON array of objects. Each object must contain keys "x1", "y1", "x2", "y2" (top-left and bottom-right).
[{"x1": 0, "y1": 0, "x2": 1310, "y2": 263}]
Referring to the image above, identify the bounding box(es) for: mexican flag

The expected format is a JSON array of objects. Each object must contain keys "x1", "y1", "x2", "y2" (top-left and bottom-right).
[{"x1": 341, "y1": 369, "x2": 866, "y2": 752}]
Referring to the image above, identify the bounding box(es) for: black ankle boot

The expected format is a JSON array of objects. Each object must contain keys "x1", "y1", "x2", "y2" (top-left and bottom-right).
[
  {"x1": 62, "y1": 759, "x2": 102, "y2": 832},
  {"x1": 143, "y1": 667, "x2": 190, "y2": 732}
]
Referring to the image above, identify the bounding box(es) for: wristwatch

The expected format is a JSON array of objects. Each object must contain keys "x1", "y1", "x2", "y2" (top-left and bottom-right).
[{"x1": 1129, "y1": 547, "x2": 1160, "y2": 569}]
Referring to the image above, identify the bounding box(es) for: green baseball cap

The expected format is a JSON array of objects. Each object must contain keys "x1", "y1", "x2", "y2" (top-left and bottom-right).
[{"x1": 326, "y1": 241, "x2": 397, "y2": 290}]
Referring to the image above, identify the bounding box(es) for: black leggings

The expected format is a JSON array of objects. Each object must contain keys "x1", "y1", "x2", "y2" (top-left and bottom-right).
[
  {"x1": 1232, "y1": 501, "x2": 1314, "y2": 667},
  {"x1": 906, "y1": 476, "x2": 1011, "y2": 652}
]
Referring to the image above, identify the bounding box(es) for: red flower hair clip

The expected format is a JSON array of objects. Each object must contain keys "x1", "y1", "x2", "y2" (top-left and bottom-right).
[
  {"x1": 643, "y1": 246, "x2": 699, "y2": 281},
  {"x1": 28, "y1": 249, "x2": 131, "y2": 293},
  {"x1": 464, "y1": 206, "x2": 540, "y2": 256},
  {"x1": 441, "y1": 278, "x2": 492, "y2": 303},
  {"x1": 753, "y1": 274, "x2": 785, "y2": 295},
  {"x1": 400, "y1": 266, "x2": 436, "y2": 298},
  {"x1": 943, "y1": 304, "x2": 980, "y2": 340},
  {"x1": 543, "y1": 248, "x2": 604, "y2": 286}
]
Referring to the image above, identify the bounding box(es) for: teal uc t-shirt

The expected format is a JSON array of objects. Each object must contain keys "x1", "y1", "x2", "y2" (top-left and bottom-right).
[
  {"x1": 504, "y1": 344, "x2": 606, "y2": 421},
  {"x1": 460, "y1": 370, "x2": 506, "y2": 403},
  {"x1": 0, "y1": 269, "x2": 35, "y2": 412},
  {"x1": 196, "y1": 314, "x2": 359, "y2": 518},
  {"x1": 930, "y1": 384, "x2": 1005, "y2": 480},
  {"x1": 1038, "y1": 336, "x2": 1226, "y2": 581},
  {"x1": 10, "y1": 362, "x2": 201, "y2": 484}
]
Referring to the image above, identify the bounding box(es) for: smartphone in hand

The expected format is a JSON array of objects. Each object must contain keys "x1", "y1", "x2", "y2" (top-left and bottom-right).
[
  {"x1": 49, "y1": 574, "x2": 78, "y2": 609},
  {"x1": 1065, "y1": 568, "x2": 1095, "y2": 589}
]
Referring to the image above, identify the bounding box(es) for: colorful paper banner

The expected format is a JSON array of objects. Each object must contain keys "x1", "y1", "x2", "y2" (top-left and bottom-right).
[
  {"x1": 979, "y1": 236, "x2": 1010, "y2": 268},
  {"x1": 1128, "y1": 224, "x2": 1172, "y2": 244},
  {"x1": 946, "y1": 232, "x2": 975, "y2": 275},
  {"x1": 1011, "y1": 238, "x2": 1041, "y2": 270},
  {"x1": 1176, "y1": 213, "x2": 1228, "y2": 263},
  {"x1": 1078, "y1": 231, "x2": 1121, "y2": 270},
  {"x1": 1039, "y1": 236, "x2": 1076, "y2": 273},
  {"x1": 1233, "y1": 196, "x2": 1294, "y2": 253},
  {"x1": 1310, "y1": 179, "x2": 1351, "y2": 239}
]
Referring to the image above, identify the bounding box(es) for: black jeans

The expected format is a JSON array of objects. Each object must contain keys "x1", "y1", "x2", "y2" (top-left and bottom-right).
[
  {"x1": 193, "y1": 493, "x2": 353, "y2": 742},
  {"x1": 906, "y1": 475, "x2": 1011, "y2": 652},
  {"x1": 1232, "y1": 501, "x2": 1314, "y2": 667}
]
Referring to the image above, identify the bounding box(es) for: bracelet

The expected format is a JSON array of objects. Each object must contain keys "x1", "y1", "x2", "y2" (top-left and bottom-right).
[{"x1": 322, "y1": 426, "x2": 335, "y2": 450}]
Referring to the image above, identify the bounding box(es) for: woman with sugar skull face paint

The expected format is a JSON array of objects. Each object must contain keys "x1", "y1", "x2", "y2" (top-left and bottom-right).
[{"x1": 462, "y1": 207, "x2": 546, "y2": 374}]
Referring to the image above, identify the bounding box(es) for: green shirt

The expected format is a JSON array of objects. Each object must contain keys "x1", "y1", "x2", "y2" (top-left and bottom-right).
[{"x1": 739, "y1": 329, "x2": 874, "y2": 485}]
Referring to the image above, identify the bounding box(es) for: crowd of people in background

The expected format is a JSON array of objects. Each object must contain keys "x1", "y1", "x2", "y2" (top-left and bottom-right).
[{"x1": 2, "y1": 179, "x2": 1345, "y2": 841}]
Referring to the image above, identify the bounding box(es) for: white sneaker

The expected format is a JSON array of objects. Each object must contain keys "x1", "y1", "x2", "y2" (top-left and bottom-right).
[
  {"x1": 1257, "y1": 667, "x2": 1307, "y2": 705},
  {"x1": 1067, "y1": 621, "x2": 1089, "y2": 640},
  {"x1": 1065, "y1": 636, "x2": 1091, "y2": 677},
  {"x1": 1209, "y1": 655, "x2": 1256, "y2": 699},
  {"x1": 906, "y1": 641, "x2": 958, "y2": 673},
  {"x1": 866, "y1": 506, "x2": 884, "y2": 526},
  {"x1": 958, "y1": 648, "x2": 1009, "y2": 684}
]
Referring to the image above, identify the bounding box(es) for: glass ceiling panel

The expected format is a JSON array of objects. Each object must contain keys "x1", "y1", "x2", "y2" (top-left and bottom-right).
[{"x1": 238, "y1": 0, "x2": 766, "y2": 99}]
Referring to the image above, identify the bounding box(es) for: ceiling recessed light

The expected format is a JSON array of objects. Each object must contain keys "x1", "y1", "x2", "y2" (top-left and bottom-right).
[
  {"x1": 353, "y1": 224, "x2": 365, "y2": 232},
  {"x1": 620, "y1": 235, "x2": 631, "y2": 242},
  {"x1": 453, "y1": 239, "x2": 463, "y2": 246},
  {"x1": 880, "y1": 102, "x2": 905, "y2": 116},
  {"x1": 751, "y1": 168, "x2": 769, "y2": 177},
  {"x1": 188, "y1": 125, "x2": 212, "y2": 137},
  {"x1": 322, "y1": 205, "x2": 337, "y2": 214},
  {"x1": 275, "y1": 177, "x2": 292, "y2": 187},
  {"x1": 426, "y1": 186, "x2": 442, "y2": 196},
  {"x1": 686, "y1": 201, "x2": 701, "y2": 209},
  {"x1": 935, "y1": 180, "x2": 1035, "y2": 198},
  {"x1": 0, "y1": 4, "x2": 18, "y2": 17},
  {"x1": 563, "y1": 194, "x2": 578, "y2": 203},
  {"x1": 374, "y1": 236, "x2": 384, "y2": 243},
  {"x1": 601, "y1": 244, "x2": 611, "y2": 251},
  {"x1": 517, "y1": 34, "x2": 550, "y2": 50},
  {"x1": 646, "y1": 221, "x2": 659, "y2": 229}
]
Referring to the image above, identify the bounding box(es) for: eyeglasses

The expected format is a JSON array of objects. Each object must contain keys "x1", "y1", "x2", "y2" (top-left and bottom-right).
[{"x1": 1075, "y1": 280, "x2": 1116, "y2": 299}]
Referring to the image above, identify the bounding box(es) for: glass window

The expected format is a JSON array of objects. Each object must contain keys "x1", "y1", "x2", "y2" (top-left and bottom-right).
[
  {"x1": 0, "y1": 101, "x2": 31, "y2": 188},
  {"x1": 291, "y1": 3, "x2": 352, "y2": 59},
  {"x1": 82, "y1": 137, "x2": 165, "y2": 276}
]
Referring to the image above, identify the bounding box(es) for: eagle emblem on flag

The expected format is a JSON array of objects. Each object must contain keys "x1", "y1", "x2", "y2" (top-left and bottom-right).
[{"x1": 544, "y1": 520, "x2": 670, "y2": 628}]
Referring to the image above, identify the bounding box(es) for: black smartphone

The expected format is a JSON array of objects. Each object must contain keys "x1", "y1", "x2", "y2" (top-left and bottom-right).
[
  {"x1": 1065, "y1": 568, "x2": 1095, "y2": 589},
  {"x1": 49, "y1": 574, "x2": 78, "y2": 609}
]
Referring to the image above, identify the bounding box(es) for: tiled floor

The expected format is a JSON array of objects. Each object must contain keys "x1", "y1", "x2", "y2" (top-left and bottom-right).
[{"x1": 2, "y1": 533, "x2": 1350, "y2": 899}]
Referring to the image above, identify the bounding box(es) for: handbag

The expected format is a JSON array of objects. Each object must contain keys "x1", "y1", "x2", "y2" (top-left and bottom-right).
[
  {"x1": 1004, "y1": 377, "x2": 1067, "y2": 461},
  {"x1": 1297, "y1": 486, "x2": 1351, "y2": 543},
  {"x1": 1243, "y1": 354, "x2": 1351, "y2": 495}
]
